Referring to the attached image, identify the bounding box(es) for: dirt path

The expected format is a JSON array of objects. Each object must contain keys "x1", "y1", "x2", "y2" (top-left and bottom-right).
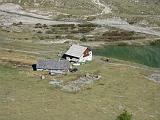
[
  {"x1": 0, "y1": 10, "x2": 78, "y2": 25},
  {"x1": 92, "y1": 0, "x2": 111, "y2": 15},
  {"x1": 1, "y1": 3, "x2": 160, "y2": 38},
  {"x1": 90, "y1": 18, "x2": 160, "y2": 37},
  {"x1": 0, "y1": 3, "x2": 78, "y2": 25}
]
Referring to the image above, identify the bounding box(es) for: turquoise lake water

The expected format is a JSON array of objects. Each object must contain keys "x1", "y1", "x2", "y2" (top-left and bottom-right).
[{"x1": 94, "y1": 44, "x2": 160, "y2": 68}]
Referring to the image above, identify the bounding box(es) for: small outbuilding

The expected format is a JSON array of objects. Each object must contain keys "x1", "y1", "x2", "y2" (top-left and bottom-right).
[
  {"x1": 62, "y1": 44, "x2": 92, "y2": 63},
  {"x1": 36, "y1": 59, "x2": 70, "y2": 73}
]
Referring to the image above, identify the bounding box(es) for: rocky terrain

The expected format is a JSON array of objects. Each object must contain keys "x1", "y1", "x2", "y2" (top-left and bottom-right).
[{"x1": 49, "y1": 73, "x2": 101, "y2": 93}]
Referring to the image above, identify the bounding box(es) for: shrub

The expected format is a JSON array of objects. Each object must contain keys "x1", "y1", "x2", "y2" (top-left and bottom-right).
[
  {"x1": 77, "y1": 23, "x2": 98, "y2": 27},
  {"x1": 12, "y1": 23, "x2": 17, "y2": 26},
  {"x1": 24, "y1": 38, "x2": 29, "y2": 40},
  {"x1": 37, "y1": 30, "x2": 43, "y2": 33},
  {"x1": 86, "y1": 16, "x2": 96, "y2": 21},
  {"x1": 55, "y1": 35, "x2": 61, "y2": 39},
  {"x1": 80, "y1": 37, "x2": 87, "y2": 42},
  {"x1": 66, "y1": 35, "x2": 74, "y2": 39},
  {"x1": 42, "y1": 24, "x2": 48, "y2": 28},
  {"x1": 149, "y1": 40, "x2": 160, "y2": 46},
  {"x1": 39, "y1": 36, "x2": 44, "y2": 40},
  {"x1": 51, "y1": 24, "x2": 75, "y2": 28},
  {"x1": 12, "y1": 22, "x2": 23, "y2": 26},
  {"x1": 117, "y1": 42, "x2": 128, "y2": 46},
  {"x1": 18, "y1": 22, "x2": 23, "y2": 25},
  {"x1": 116, "y1": 110, "x2": 132, "y2": 120},
  {"x1": 45, "y1": 30, "x2": 53, "y2": 34},
  {"x1": 35, "y1": 23, "x2": 42, "y2": 28},
  {"x1": 78, "y1": 27, "x2": 95, "y2": 33}
]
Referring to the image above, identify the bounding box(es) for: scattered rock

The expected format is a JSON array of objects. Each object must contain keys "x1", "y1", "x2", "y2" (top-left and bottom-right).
[
  {"x1": 147, "y1": 74, "x2": 160, "y2": 83},
  {"x1": 49, "y1": 70, "x2": 64, "y2": 75},
  {"x1": 41, "y1": 75, "x2": 45, "y2": 80},
  {"x1": 49, "y1": 80, "x2": 64, "y2": 88},
  {"x1": 118, "y1": 105, "x2": 125, "y2": 110},
  {"x1": 62, "y1": 73, "x2": 101, "y2": 93},
  {"x1": 101, "y1": 57, "x2": 110, "y2": 63},
  {"x1": 137, "y1": 20, "x2": 149, "y2": 26},
  {"x1": 49, "y1": 74, "x2": 101, "y2": 93}
]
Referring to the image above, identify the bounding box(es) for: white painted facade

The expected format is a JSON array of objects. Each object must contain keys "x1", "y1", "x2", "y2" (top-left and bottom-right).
[
  {"x1": 78, "y1": 51, "x2": 92, "y2": 63},
  {"x1": 63, "y1": 44, "x2": 93, "y2": 63}
]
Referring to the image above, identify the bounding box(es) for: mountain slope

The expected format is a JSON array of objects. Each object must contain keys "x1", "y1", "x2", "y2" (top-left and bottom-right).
[
  {"x1": 0, "y1": 0, "x2": 160, "y2": 16},
  {"x1": 1, "y1": 0, "x2": 101, "y2": 15},
  {"x1": 104, "y1": 0, "x2": 160, "y2": 15}
]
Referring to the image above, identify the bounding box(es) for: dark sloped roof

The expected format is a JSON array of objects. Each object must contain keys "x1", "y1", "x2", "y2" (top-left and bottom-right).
[{"x1": 36, "y1": 59, "x2": 70, "y2": 70}]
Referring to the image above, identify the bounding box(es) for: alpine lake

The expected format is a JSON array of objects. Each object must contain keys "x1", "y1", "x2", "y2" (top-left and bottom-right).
[{"x1": 94, "y1": 43, "x2": 160, "y2": 68}]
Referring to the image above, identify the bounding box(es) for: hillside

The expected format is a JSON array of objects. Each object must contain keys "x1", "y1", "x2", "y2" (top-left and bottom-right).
[
  {"x1": 0, "y1": 1, "x2": 160, "y2": 120},
  {"x1": 0, "y1": 0, "x2": 101, "y2": 16},
  {"x1": 0, "y1": 0, "x2": 159, "y2": 26},
  {"x1": 0, "y1": 0, "x2": 159, "y2": 16},
  {"x1": 104, "y1": 0, "x2": 160, "y2": 15}
]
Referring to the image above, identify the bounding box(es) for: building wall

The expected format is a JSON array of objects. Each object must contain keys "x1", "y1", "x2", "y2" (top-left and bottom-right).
[
  {"x1": 62, "y1": 54, "x2": 79, "y2": 62},
  {"x1": 83, "y1": 48, "x2": 90, "y2": 57},
  {"x1": 62, "y1": 48, "x2": 93, "y2": 63},
  {"x1": 79, "y1": 51, "x2": 92, "y2": 63}
]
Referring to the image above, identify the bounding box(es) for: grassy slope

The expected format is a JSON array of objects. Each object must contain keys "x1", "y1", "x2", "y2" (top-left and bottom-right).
[
  {"x1": 0, "y1": 26, "x2": 160, "y2": 120},
  {"x1": 101, "y1": 0, "x2": 160, "y2": 25},
  {"x1": 0, "y1": 58, "x2": 160, "y2": 120},
  {"x1": 0, "y1": 1, "x2": 160, "y2": 118},
  {"x1": 15, "y1": 0, "x2": 160, "y2": 15},
  {"x1": 8, "y1": 0, "x2": 101, "y2": 16},
  {"x1": 1, "y1": 0, "x2": 160, "y2": 24},
  {"x1": 103, "y1": 0, "x2": 160, "y2": 15},
  {"x1": 0, "y1": 0, "x2": 158, "y2": 26},
  {"x1": 0, "y1": 0, "x2": 159, "y2": 120}
]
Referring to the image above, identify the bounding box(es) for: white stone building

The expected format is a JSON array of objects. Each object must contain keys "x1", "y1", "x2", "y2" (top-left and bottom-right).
[{"x1": 62, "y1": 45, "x2": 92, "y2": 63}]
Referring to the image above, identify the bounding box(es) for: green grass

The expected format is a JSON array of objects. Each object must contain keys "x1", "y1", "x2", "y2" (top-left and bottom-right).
[
  {"x1": 0, "y1": 18, "x2": 160, "y2": 120},
  {"x1": 0, "y1": 57, "x2": 160, "y2": 120}
]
